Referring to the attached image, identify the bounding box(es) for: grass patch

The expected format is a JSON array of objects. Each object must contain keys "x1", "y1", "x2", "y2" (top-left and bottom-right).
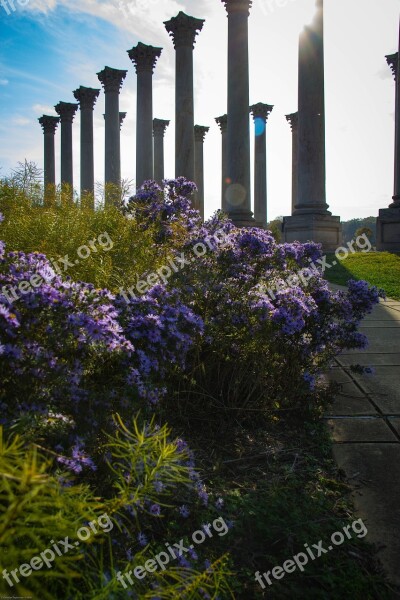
[{"x1": 325, "y1": 252, "x2": 400, "y2": 299}]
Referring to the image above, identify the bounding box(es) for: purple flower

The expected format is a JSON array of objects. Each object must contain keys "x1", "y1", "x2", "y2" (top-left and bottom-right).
[
  {"x1": 179, "y1": 505, "x2": 190, "y2": 518},
  {"x1": 149, "y1": 503, "x2": 161, "y2": 516},
  {"x1": 137, "y1": 532, "x2": 148, "y2": 547}
]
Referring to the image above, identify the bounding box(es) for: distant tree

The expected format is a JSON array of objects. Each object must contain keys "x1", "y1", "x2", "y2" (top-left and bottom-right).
[
  {"x1": 266, "y1": 218, "x2": 283, "y2": 242},
  {"x1": 354, "y1": 226, "x2": 374, "y2": 249},
  {"x1": 342, "y1": 217, "x2": 376, "y2": 245}
]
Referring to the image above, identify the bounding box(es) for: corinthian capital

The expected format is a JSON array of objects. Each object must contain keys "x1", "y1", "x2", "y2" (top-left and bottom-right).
[
  {"x1": 221, "y1": 0, "x2": 252, "y2": 15},
  {"x1": 54, "y1": 102, "x2": 79, "y2": 123},
  {"x1": 153, "y1": 119, "x2": 170, "y2": 137},
  {"x1": 194, "y1": 125, "x2": 209, "y2": 142},
  {"x1": 386, "y1": 52, "x2": 398, "y2": 81},
  {"x1": 285, "y1": 112, "x2": 298, "y2": 131},
  {"x1": 73, "y1": 86, "x2": 100, "y2": 110},
  {"x1": 97, "y1": 66, "x2": 127, "y2": 93},
  {"x1": 215, "y1": 114, "x2": 228, "y2": 132},
  {"x1": 250, "y1": 102, "x2": 274, "y2": 122},
  {"x1": 164, "y1": 11, "x2": 205, "y2": 49},
  {"x1": 38, "y1": 115, "x2": 60, "y2": 134},
  {"x1": 127, "y1": 42, "x2": 162, "y2": 74}
]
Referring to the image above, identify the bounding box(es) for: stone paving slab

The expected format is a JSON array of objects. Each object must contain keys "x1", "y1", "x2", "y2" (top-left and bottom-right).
[
  {"x1": 327, "y1": 290, "x2": 400, "y2": 591},
  {"x1": 333, "y1": 444, "x2": 400, "y2": 588},
  {"x1": 326, "y1": 417, "x2": 397, "y2": 442},
  {"x1": 325, "y1": 395, "x2": 378, "y2": 416},
  {"x1": 337, "y1": 354, "x2": 400, "y2": 366}
]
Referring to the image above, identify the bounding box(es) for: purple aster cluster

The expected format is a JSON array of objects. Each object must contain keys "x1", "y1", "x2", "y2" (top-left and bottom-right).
[{"x1": 126, "y1": 177, "x2": 201, "y2": 241}]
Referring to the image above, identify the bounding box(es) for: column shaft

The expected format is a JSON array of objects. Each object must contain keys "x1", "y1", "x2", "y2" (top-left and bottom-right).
[
  {"x1": 73, "y1": 87, "x2": 100, "y2": 202},
  {"x1": 286, "y1": 112, "x2": 298, "y2": 214},
  {"x1": 153, "y1": 119, "x2": 170, "y2": 184},
  {"x1": 250, "y1": 103, "x2": 273, "y2": 226},
  {"x1": 55, "y1": 102, "x2": 78, "y2": 193},
  {"x1": 164, "y1": 12, "x2": 204, "y2": 182},
  {"x1": 128, "y1": 43, "x2": 162, "y2": 189},
  {"x1": 39, "y1": 116, "x2": 59, "y2": 205},
  {"x1": 296, "y1": 0, "x2": 327, "y2": 213},
  {"x1": 97, "y1": 67, "x2": 127, "y2": 203},
  {"x1": 215, "y1": 115, "x2": 228, "y2": 211},
  {"x1": 394, "y1": 40, "x2": 400, "y2": 204},
  {"x1": 194, "y1": 125, "x2": 209, "y2": 221},
  {"x1": 223, "y1": 1, "x2": 253, "y2": 224}
]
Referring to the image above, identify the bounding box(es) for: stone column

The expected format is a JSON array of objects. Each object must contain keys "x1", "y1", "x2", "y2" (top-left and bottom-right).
[
  {"x1": 377, "y1": 20, "x2": 400, "y2": 251},
  {"x1": 221, "y1": 0, "x2": 254, "y2": 226},
  {"x1": 54, "y1": 101, "x2": 78, "y2": 194},
  {"x1": 97, "y1": 66, "x2": 127, "y2": 202},
  {"x1": 38, "y1": 115, "x2": 60, "y2": 205},
  {"x1": 164, "y1": 12, "x2": 204, "y2": 182},
  {"x1": 194, "y1": 125, "x2": 209, "y2": 220},
  {"x1": 128, "y1": 42, "x2": 162, "y2": 188},
  {"x1": 153, "y1": 119, "x2": 170, "y2": 184},
  {"x1": 282, "y1": 0, "x2": 341, "y2": 250},
  {"x1": 285, "y1": 111, "x2": 298, "y2": 215},
  {"x1": 73, "y1": 86, "x2": 100, "y2": 203},
  {"x1": 250, "y1": 103, "x2": 273, "y2": 227},
  {"x1": 215, "y1": 114, "x2": 228, "y2": 211}
]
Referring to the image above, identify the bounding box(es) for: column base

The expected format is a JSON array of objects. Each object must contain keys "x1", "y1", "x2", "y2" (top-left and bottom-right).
[
  {"x1": 282, "y1": 212, "x2": 342, "y2": 252},
  {"x1": 228, "y1": 209, "x2": 257, "y2": 228},
  {"x1": 377, "y1": 206, "x2": 400, "y2": 252}
]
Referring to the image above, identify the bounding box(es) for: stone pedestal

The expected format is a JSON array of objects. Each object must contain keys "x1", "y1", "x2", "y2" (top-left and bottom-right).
[
  {"x1": 250, "y1": 102, "x2": 273, "y2": 227},
  {"x1": 128, "y1": 42, "x2": 162, "y2": 189},
  {"x1": 38, "y1": 115, "x2": 60, "y2": 205},
  {"x1": 194, "y1": 125, "x2": 209, "y2": 220},
  {"x1": 215, "y1": 114, "x2": 228, "y2": 211},
  {"x1": 97, "y1": 66, "x2": 127, "y2": 203},
  {"x1": 377, "y1": 24, "x2": 400, "y2": 252},
  {"x1": 164, "y1": 12, "x2": 204, "y2": 182},
  {"x1": 73, "y1": 86, "x2": 100, "y2": 203},
  {"x1": 54, "y1": 101, "x2": 78, "y2": 196},
  {"x1": 282, "y1": 0, "x2": 341, "y2": 250},
  {"x1": 222, "y1": 0, "x2": 254, "y2": 226},
  {"x1": 153, "y1": 119, "x2": 170, "y2": 184},
  {"x1": 285, "y1": 112, "x2": 298, "y2": 215}
]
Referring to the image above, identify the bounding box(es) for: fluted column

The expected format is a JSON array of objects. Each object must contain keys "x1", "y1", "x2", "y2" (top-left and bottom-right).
[
  {"x1": 97, "y1": 66, "x2": 127, "y2": 202},
  {"x1": 73, "y1": 86, "x2": 100, "y2": 203},
  {"x1": 377, "y1": 22, "x2": 400, "y2": 251},
  {"x1": 153, "y1": 119, "x2": 170, "y2": 184},
  {"x1": 285, "y1": 112, "x2": 298, "y2": 215},
  {"x1": 194, "y1": 125, "x2": 209, "y2": 220},
  {"x1": 164, "y1": 12, "x2": 204, "y2": 182},
  {"x1": 215, "y1": 114, "x2": 228, "y2": 211},
  {"x1": 54, "y1": 101, "x2": 78, "y2": 195},
  {"x1": 222, "y1": 0, "x2": 254, "y2": 225},
  {"x1": 128, "y1": 42, "x2": 162, "y2": 188},
  {"x1": 250, "y1": 103, "x2": 273, "y2": 227},
  {"x1": 38, "y1": 115, "x2": 60, "y2": 205}
]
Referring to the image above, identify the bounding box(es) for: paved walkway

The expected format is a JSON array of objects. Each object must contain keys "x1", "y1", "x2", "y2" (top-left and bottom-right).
[{"x1": 326, "y1": 292, "x2": 400, "y2": 595}]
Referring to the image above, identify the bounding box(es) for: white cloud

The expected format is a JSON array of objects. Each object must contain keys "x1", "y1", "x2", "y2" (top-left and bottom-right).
[
  {"x1": 0, "y1": 79, "x2": 9, "y2": 86},
  {"x1": 32, "y1": 103, "x2": 57, "y2": 115},
  {"x1": 13, "y1": 117, "x2": 31, "y2": 126}
]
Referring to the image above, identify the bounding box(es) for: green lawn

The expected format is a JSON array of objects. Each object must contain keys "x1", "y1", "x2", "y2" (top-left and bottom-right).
[{"x1": 325, "y1": 252, "x2": 400, "y2": 300}]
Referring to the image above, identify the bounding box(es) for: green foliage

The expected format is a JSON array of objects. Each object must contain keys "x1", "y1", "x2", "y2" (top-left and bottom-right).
[
  {"x1": 341, "y1": 217, "x2": 376, "y2": 245},
  {"x1": 0, "y1": 417, "x2": 232, "y2": 599},
  {"x1": 0, "y1": 183, "x2": 172, "y2": 292}
]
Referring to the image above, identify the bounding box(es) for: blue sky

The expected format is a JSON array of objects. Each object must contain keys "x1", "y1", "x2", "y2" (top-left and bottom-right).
[{"x1": 0, "y1": 0, "x2": 399, "y2": 221}]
